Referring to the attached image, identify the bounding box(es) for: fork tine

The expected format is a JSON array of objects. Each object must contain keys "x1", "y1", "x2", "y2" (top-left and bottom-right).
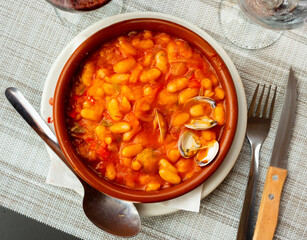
[
  {"x1": 262, "y1": 85, "x2": 271, "y2": 118},
  {"x1": 255, "y1": 85, "x2": 265, "y2": 117},
  {"x1": 248, "y1": 84, "x2": 259, "y2": 117},
  {"x1": 268, "y1": 86, "x2": 277, "y2": 119}
]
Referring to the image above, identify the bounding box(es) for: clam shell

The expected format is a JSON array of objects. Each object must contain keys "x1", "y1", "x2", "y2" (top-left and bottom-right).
[
  {"x1": 153, "y1": 109, "x2": 167, "y2": 142},
  {"x1": 195, "y1": 141, "x2": 219, "y2": 167},
  {"x1": 185, "y1": 116, "x2": 217, "y2": 130},
  {"x1": 184, "y1": 97, "x2": 217, "y2": 130},
  {"x1": 183, "y1": 96, "x2": 216, "y2": 109},
  {"x1": 178, "y1": 130, "x2": 202, "y2": 158}
]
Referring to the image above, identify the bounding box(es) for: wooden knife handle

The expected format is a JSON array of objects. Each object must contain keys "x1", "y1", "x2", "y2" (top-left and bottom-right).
[{"x1": 253, "y1": 166, "x2": 287, "y2": 240}]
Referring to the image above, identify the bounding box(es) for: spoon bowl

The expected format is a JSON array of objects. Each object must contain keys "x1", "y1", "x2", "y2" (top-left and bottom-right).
[
  {"x1": 82, "y1": 181, "x2": 140, "y2": 237},
  {"x1": 5, "y1": 87, "x2": 141, "y2": 237}
]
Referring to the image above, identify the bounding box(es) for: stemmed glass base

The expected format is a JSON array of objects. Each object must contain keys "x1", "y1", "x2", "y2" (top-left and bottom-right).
[
  {"x1": 219, "y1": 0, "x2": 282, "y2": 49},
  {"x1": 54, "y1": 0, "x2": 123, "y2": 33}
]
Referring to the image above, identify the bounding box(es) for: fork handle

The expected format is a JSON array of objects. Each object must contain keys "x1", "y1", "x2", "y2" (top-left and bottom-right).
[
  {"x1": 237, "y1": 144, "x2": 260, "y2": 240},
  {"x1": 253, "y1": 166, "x2": 287, "y2": 240}
]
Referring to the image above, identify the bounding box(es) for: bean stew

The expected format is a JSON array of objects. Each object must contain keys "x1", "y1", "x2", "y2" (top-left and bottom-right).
[{"x1": 65, "y1": 30, "x2": 226, "y2": 191}]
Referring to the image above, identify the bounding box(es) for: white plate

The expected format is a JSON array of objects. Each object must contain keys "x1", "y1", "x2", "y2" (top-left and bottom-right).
[{"x1": 40, "y1": 12, "x2": 247, "y2": 217}]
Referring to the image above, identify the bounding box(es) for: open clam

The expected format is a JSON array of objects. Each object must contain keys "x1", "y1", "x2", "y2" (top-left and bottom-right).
[
  {"x1": 185, "y1": 116, "x2": 217, "y2": 130},
  {"x1": 178, "y1": 130, "x2": 202, "y2": 158},
  {"x1": 195, "y1": 141, "x2": 219, "y2": 167},
  {"x1": 178, "y1": 130, "x2": 219, "y2": 167},
  {"x1": 183, "y1": 96, "x2": 216, "y2": 109},
  {"x1": 184, "y1": 96, "x2": 217, "y2": 130}
]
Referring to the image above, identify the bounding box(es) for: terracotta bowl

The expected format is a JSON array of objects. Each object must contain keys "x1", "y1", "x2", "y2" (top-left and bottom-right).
[{"x1": 53, "y1": 18, "x2": 238, "y2": 203}]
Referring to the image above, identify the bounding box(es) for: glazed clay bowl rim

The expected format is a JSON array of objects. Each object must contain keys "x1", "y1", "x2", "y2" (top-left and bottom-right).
[{"x1": 53, "y1": 17, "x2": 238, "y2": 203}]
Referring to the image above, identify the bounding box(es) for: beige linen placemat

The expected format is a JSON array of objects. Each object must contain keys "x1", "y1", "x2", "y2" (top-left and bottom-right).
[{"x1": 0, "y1": 0, "x2": 306, "y2": 239}]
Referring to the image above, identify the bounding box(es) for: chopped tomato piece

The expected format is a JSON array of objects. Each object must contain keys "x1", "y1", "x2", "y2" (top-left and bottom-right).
[
  {"x1": 97, "y1": 146, "x2": 111, "y2": 160},
  {"x1": 49, "y1": 97, "x2": 53, "y2": 106},
  {"x1": 103, "y1": 112, "x2": 114, "y2": 122},
  {"x1": 124, "y1": 112, "x2": 140, "y2": 127},
  {"x1": 188, "y1": 80, "x2": 201, "y2": 88},
  {"x1": 68, "y1": 111, "x2": 77, "y2": 119},
  {"x1": 47, "y1": 117, "x2": 53, "y2": 123}
]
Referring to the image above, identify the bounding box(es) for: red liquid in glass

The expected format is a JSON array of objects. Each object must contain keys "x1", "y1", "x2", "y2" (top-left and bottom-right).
[{"x1": 46, "y1": 0, "x2": 111, "y2": 12}]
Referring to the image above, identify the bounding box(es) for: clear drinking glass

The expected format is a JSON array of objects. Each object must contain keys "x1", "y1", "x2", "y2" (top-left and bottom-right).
[
  {"x1": 45, "y1": 0, "x2": 123, "y2": 32},
  {"x1": 219, "y1": 0, "x2": 307, "y2": 49}
]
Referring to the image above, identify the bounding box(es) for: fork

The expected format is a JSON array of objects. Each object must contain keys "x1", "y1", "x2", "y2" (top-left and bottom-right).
[{"x1": 237, "y1": 84, "x2": 277, "y2": 240}]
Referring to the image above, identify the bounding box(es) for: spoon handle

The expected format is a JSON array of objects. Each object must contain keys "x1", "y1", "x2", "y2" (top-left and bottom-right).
[
  {"x1": 5, "y1": 87, "x2": 141, "y2": 237},
  {"x1": 5, "y1": 87, "x2": 73, "y2": 172}
]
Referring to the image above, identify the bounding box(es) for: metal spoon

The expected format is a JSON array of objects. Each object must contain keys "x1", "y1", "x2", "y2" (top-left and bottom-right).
[{"x1": 5, "y1": 87, "x2": 141, "y2": 237}]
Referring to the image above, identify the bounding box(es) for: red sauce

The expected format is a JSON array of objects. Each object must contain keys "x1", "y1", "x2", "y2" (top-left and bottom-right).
[
  {"x1": 49, "y1": 97, "x2": 54, "y2": 106},
  {"x1": 65, "y1": 30, "x2": 226, "y2": 191},
  {"x1": 47, "y1": 117, "x2": 54, "y2": 123}
]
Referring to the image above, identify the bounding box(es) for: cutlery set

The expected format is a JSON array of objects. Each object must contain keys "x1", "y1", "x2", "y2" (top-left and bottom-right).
[
  {"x1": 237, "y1": 68, "x2": 297, "y2": 240},
  {"x1": 2, "y1": 0, "x2": 303, "y2": 237},
  {"x1": 5, "y1": 65, "x2": 297, "y2": 239}
]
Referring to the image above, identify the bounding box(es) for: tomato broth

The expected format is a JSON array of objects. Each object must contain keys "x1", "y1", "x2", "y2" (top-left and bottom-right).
[{"x1": 65, "y1": 30, "x2": 226, "y2": 191}]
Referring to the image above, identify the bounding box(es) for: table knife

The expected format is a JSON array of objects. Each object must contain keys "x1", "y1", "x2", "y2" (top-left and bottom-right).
[{"x1": 253, "y1": 68, "x2": 297, "y2": 240}]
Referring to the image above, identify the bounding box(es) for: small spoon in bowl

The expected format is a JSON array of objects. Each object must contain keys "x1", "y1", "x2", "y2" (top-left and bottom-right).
[{"x1": 5, "y1": 87, "x2": 141, "y2": 237}]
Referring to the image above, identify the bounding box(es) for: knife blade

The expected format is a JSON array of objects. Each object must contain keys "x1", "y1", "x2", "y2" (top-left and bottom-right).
[
  {"x1": 253, "y1": 68, "x2": 297, "y2": 240},
  {"x1": 270, "y1": 68, "x2": 297, "y2": 169}
]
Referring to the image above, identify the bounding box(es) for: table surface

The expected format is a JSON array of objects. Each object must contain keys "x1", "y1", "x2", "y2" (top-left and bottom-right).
[
  {"x1": 0, "y1": 205, "x2": 76, "y2": 240},
  {"x1": 1, "y1": 1, "x2": 306, "y2": 239}
]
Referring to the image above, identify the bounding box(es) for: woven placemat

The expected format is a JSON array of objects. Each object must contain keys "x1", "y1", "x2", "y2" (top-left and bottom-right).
[{"x1": 0, "y1": 0, "x2": 306, "y2": 239}]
